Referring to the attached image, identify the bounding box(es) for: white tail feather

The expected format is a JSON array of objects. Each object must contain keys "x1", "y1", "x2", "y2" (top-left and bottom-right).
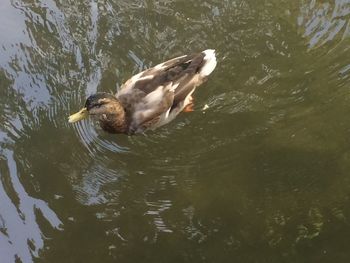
[{"x1": 200, "y1": 49, "x2": 217, "y2": 77}]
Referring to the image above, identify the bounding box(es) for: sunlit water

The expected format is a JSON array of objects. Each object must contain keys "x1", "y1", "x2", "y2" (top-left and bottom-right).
[{"x1": 1, "y1": 0, "x2": 350, "y2": 262}]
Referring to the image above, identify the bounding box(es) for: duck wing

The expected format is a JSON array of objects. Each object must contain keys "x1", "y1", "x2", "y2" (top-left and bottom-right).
[{"x1": 117, "y1": 50, "x2": 217, "y2": 133}]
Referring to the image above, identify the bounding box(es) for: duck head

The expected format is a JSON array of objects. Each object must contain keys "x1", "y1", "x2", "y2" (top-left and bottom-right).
[{"x1": 68, "y1": 92, "x2": 123, "y2": 123}]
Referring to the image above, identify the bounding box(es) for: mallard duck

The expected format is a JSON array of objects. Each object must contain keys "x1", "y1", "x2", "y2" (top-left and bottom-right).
[{"x1": 68, "y1": 49, "x2": 217, "y2": 134}]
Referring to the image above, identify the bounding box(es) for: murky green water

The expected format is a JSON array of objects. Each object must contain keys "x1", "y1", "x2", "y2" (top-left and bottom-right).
[{"x1": 1, "y1": 0, "x2": 350, "y2": 262}]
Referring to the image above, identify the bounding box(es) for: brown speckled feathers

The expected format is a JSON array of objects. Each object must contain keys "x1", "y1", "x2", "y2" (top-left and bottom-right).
[{"x1": 68, "y1": 50, "x2": 217, "y2": 134}]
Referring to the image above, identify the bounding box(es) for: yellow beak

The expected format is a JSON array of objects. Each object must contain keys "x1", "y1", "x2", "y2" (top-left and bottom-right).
[{"x1": 68, "y1": 107, "x2": 88, "y2": 123}]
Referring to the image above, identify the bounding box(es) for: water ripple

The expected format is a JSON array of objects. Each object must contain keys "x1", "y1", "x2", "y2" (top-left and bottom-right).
[
  {"x1": 73, "y1": 119, "x2": 128, "y2": 155},
  {"x1": 145, "y1": 200, "x2": 173, "y2": 233},
  {"x1": 0, "y1": 150, "x2": 62, "y2": 263},
  {"x1": 299, "y1": 0, "x2": 350, "y2": 48}
]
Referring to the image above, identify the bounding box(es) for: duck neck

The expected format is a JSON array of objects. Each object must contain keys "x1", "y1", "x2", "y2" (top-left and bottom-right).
[{"x1": 99, "y1": 101, "x2": 128, "y2": 134}]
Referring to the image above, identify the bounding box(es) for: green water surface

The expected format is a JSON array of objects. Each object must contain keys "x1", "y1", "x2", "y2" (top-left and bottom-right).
[{"x1": 1, "y1": 0, "x2": 350, "y2": 262}]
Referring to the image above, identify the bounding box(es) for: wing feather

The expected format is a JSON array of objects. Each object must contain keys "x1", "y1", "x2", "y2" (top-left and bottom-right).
[{"x1": 116, "y1": 50, "x2": 216, "y2": 133}]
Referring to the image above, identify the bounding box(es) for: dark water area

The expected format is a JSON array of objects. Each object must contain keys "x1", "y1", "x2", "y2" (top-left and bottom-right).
[{"x1": 1, "y1": 0, "x2": 350, "y2": 262}]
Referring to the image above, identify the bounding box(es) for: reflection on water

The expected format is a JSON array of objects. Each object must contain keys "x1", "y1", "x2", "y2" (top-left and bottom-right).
[
  {"x1": 0, "y1": 150, "x2": 62, "y2": 263},
  {"x1": 299, "y1": 0, "x2": 350, "y2": 48},
  {"x1": 1, "y1": 0, "x2": 350, "y2": 262}
]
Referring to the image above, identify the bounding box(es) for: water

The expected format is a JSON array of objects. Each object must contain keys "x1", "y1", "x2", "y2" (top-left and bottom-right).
[{"x1": 1, "y1": 0, "x2": 350, "y2": 262}]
